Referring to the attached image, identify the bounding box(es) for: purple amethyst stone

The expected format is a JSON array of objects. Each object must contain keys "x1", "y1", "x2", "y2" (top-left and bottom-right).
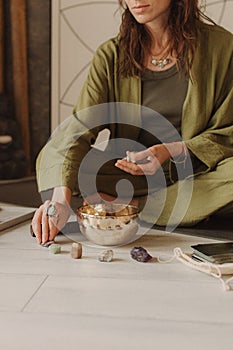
[{"x1": 130, "y1": 246, "x2": 152, "y2": 263}]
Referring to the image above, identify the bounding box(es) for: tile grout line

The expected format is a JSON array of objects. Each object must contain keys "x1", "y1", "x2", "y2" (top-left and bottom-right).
[
  {"x1": 18, "y1": 310, "x2": 233, "y2": 327},
  {"x1": 20, "y1": 275, "x2": 49, "y2": 313}
]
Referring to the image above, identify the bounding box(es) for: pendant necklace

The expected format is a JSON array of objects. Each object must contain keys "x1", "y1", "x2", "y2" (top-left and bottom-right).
[{"x1": 151, "y1": 57, "x2": 171, "y2": 69}]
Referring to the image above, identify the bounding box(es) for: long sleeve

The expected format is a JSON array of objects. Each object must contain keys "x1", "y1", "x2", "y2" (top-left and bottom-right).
[
  {"x1": 182, "y1": 23, "x2": 233, "y2": 172},
  {"x1": 37, "y1": 40, "x2": 118, "y2": 193},
  {"x1": 36, "y1": 37, "x2": 142, "y2": 193}
]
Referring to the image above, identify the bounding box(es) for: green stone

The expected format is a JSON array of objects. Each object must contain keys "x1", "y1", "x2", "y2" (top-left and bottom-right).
[{"x1": 49, "y1": 244, "x2": 61, "y2": 254}]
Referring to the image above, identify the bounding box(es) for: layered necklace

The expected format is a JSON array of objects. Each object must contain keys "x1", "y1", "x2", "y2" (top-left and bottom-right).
[
  {"x1": 151, "y1": 57, "x2": 171, "y2": 69},
  {"x1": 150, "y1": 42, "x2": 171, "y2": 69}
]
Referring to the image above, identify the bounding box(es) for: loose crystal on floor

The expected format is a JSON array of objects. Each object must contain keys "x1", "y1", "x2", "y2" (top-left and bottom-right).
[
  {"x1": 98, "y1": 249, "x2": 114, "y2": 262},
  {"x1": 71, "y1": 242, "x2": 82, "y2": 259},
  {"x1": 49, "y1": 243, "x2": 61, "y2": 254},
  {"x1": 130, "y1": 246, "x2": 152, "y2": 262}
]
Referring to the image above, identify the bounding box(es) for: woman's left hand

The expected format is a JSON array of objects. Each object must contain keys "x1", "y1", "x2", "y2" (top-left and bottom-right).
[{"x1": 115, "y1": 143, "x2": 183, "y2": 175}]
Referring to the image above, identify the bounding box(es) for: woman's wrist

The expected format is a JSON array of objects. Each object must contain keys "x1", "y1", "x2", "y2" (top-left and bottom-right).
[
  {"x1": 163, "y1": 141, "x2": 184, "y2": 158},
  {"x1": 52, "y1": 186, "x2": 72, "y2": 206},
  {"x1": 168, "y1": 142, "x2": 188, "y2": 164}
]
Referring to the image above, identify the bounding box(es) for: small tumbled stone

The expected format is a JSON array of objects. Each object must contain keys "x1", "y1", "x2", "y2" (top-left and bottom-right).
[
  {"x1": 71, "y1": 242, "x2": 82, "y2": 259},
  {"x1": 130, "y1": 246, "x2": 152, "y2": 263},
  {"x1": 49, "y1": 243, "x2": 61, "y2": 254},
  {"x1": 98, "y1": 249, "x2": 114, "y2": 262},
  {"x1": 41, "y1": 240, "x2": 55, "y2": 248}
]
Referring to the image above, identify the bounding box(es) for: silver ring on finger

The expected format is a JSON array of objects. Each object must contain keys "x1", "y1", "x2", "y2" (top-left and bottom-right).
[{"x1": 46, "y1": 203, "x2": 59, "y2": 219}]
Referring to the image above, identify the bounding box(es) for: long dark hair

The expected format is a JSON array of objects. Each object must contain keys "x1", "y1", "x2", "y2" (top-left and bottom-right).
[{"x1": 118, "y1": 0, "x2": 214, "y2": 77}]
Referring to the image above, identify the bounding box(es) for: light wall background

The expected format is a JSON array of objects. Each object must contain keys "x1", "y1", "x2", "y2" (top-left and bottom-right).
[{"x1": 51, "y1": 0, "x2": 233, "y2": 130}]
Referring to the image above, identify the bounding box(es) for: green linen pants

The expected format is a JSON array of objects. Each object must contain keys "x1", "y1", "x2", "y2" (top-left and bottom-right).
[{"x1": 140, "y1": 157, "x2": 233, "y2": 227}]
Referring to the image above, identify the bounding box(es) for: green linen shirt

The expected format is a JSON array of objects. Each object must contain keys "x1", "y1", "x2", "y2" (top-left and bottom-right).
[{"x1": 37, "y1": 22, "x2": 233, "y2": 194}]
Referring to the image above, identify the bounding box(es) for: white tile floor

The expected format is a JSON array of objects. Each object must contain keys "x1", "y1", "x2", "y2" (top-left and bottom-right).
[{"x1": 0, "y1": 219, "x2": 233, "y2": 350}]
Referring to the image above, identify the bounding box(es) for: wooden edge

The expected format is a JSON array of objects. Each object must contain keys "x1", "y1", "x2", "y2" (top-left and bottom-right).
[{"x1": 0, "y1": 0, "x2": 3, "y2": 94}]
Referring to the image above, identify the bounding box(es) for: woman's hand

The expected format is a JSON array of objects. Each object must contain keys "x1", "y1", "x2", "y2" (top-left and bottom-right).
[
  {"x1": 31, "y1": 186, "x2": 72, "y2": 244},
  {"x1": 115, "y1": 142, "x2": 184, "y2": 176}
]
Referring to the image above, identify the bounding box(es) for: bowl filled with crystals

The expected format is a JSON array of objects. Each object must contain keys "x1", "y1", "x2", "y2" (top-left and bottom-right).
[{"x1": 77, "y1": 203, "x2": 140, "y2": 246}]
